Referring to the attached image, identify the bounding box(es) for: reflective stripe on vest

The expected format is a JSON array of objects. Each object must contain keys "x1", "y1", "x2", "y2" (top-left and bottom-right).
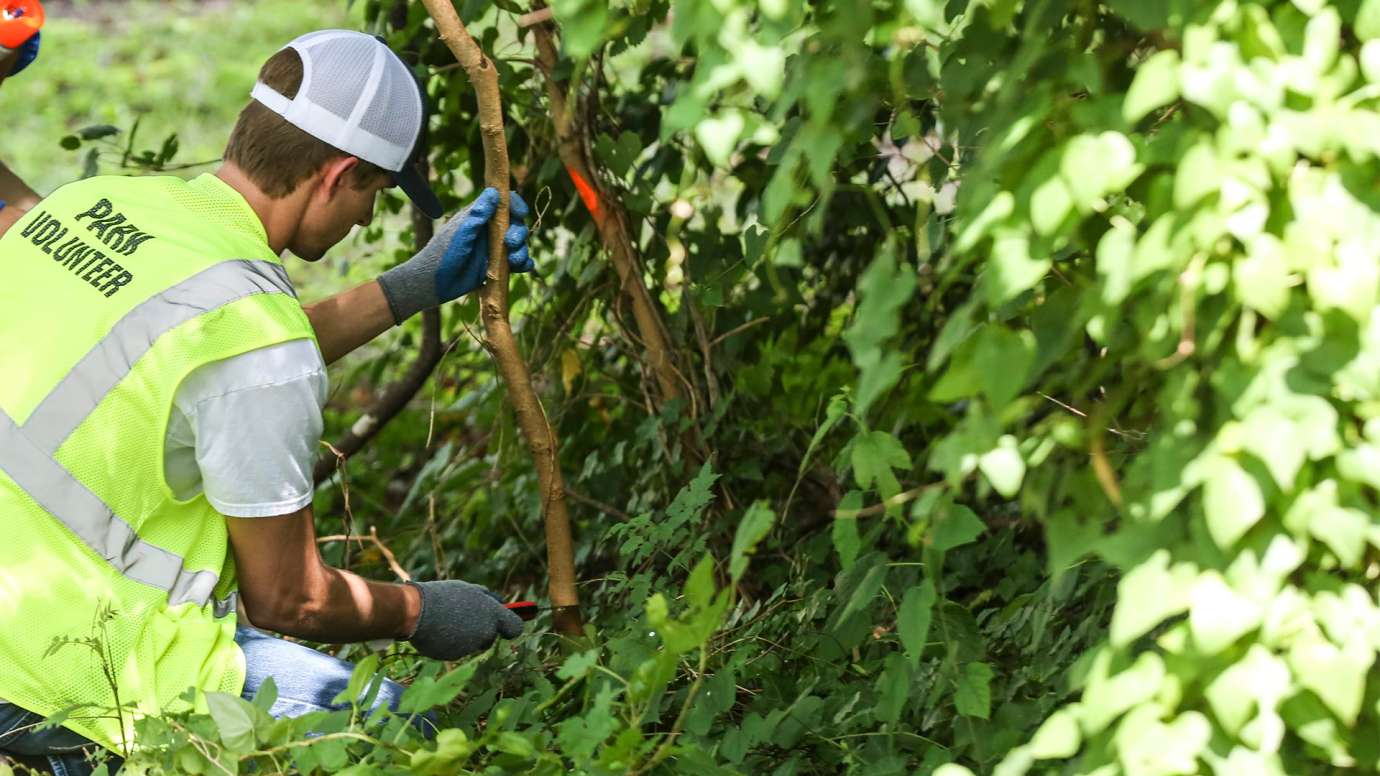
[
  {"x1": 0, "y1": 258, "x2": 295, "y2": 615},
  {"x1": 24, "y1": 259, "x2": 295, "y2": 455}
]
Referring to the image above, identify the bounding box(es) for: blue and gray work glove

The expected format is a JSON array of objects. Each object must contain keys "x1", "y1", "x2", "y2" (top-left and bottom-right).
[
  {"x1": 376, "y1": 187, "x2": 533, "y2": 324},
  {"x1": 405, "y1": 580, "x2": 524, "y2": 660}
]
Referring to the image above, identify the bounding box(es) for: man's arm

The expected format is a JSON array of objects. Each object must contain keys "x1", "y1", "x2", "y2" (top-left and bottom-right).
[
  {"x1": 227, "y1": 504, "x2": 421, "y2": 642},
  {"x1": 0, "y1": 160, "x2": 41, "y2": 238},
  {"x1": 303, "y1": 280, "x2": 394, "y2": 366},
  {"x1": 302, "y1": 189, "x2": 533, "y2": 365}
]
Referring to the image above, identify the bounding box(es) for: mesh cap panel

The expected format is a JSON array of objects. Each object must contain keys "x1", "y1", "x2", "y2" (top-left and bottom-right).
[
  {"x1": 249, "y1": 29, "x2": 423, "y2": 172},
  {"x1": 304, "y1": 35, "x2": 379, "y2": 120},
  {"x1": 358, "y1": 53, "x2": 418, "y2": 149}
]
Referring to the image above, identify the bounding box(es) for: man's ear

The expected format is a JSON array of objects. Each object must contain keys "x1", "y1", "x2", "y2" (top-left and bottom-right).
[{"x1": 318, "y1": 156, "x2": 362, "y2": 201}]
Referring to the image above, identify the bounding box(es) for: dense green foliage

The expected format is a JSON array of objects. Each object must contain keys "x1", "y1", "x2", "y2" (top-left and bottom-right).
[{"x1": 23, "y1": 0, "x2": 1380, "y2": 774}]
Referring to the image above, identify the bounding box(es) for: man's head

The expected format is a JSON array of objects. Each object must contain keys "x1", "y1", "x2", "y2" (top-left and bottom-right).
[{"x1": 223, "y1": 30, "x2": 440, "y2": 261}]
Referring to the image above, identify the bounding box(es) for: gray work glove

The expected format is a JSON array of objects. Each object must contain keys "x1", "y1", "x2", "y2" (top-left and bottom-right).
[
  {"x1": 376, "y1": 188, "x2": 533, "y2": 324},
  {"x1": 405, "y1": 580, "x2": 524, "y2": 660}
]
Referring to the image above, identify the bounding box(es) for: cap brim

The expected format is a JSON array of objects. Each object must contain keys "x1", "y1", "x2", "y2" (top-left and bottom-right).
[{"x1": 393, "y1": 164, "x2": 443, "y2": 219}]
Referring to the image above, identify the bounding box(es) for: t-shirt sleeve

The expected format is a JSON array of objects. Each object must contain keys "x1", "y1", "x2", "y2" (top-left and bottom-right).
[{"x1": 172, "y1": 339, "x2": 328, "y2": 518}]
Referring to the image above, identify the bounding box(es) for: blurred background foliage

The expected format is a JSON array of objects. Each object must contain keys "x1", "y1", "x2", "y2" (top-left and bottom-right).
[{"x1": 20, "y1": 0, "x2": 1380, "y2": 774}]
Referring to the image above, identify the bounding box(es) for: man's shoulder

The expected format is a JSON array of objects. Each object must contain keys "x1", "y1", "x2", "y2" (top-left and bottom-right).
[{"x1": 175, "y1": 339, "x2": 327, "y2": 411}]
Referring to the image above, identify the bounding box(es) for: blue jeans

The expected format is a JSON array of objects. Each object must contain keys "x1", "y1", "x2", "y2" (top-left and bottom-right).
[{"x1": 0, "y1": 625, "x2": 414, "y2": 776}]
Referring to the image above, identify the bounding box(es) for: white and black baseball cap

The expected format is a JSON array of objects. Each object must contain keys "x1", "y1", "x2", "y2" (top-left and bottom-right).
[{"x1": 250, "y1": 29, "x2": 442, "y2": 218}]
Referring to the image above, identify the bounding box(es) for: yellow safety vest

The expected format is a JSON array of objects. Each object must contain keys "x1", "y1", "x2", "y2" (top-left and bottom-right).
[{"x1": 0, "y1": 173, "x2": 318, "y2": 752}]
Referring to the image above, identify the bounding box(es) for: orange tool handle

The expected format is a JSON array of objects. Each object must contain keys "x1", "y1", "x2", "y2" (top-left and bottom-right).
[{"x1": 0, "y1": 0, "x2": 42, "y2": 50}]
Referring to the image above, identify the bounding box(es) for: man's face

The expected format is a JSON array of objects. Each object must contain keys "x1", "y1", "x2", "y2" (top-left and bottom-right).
[{"x1": 290, "y1": 165, "x2": 393, "y2": 262}]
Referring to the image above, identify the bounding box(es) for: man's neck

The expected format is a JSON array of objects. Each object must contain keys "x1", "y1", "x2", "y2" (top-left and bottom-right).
[{"x1": 214, "y1": 163, "x2": 311, "y2": 255}]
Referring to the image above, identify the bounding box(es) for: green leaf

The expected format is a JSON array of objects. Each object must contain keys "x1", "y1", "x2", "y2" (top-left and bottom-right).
[
  {"x1": 1360, "y1": 0, "x2": 1380, "y2": 42},
  {"x1": 986, "y1": 230, "x2": 1051, "y2": 305},
  {"x1": 1205, "y1": 645, "x2": 1291, "y2": 735},
  {"x1": 975, "y1": 327, "x2": 1036, "y2": 408},
  {"x1": 851, "y1": 430, "x2": 912, "y2": 498},
  {"x1": 550, "y1": 0, "x2": 608, "y2": 57},
  {"x1": 832, "y1": 513, "x2": 862, "y2": 571},
  {"x1": 1233, "y1": 241, "x2": 1291, "y2": 319},
  {"x1": 78, "y1": 124, "x2": 120, "y2": 141},
  {"x1": 897, "y1": 580, "x2": 937, "y2": 666},
  {"x1": 411, "y1": 730, "x2": 474, "y2": 776},
  {"x1": 978, "y1": 436, "x2": 1025, "y2": 498},
  {"x1": 205, "y1": 692, "x2": 256, "y2": 753},
  {"x1": 557, "y1": 650, "x2": 600, "y2": 681},
  {"x1": 1288, "y1": 634, "x2": 1374, "y2": 725},
  {"x1": 955, "y1": 662, "x2": 993, "y2": 719},
  {"x1": 931, "y1": 503, "x2": 985, "y2": 552},
  {"x1": 1202, "y1": 456, "x2": 1265, "y2": 550},
  {"x1": 836, "y1": 561, "x2": 887, "y2": 625},
  {"x1": 875, "y1": 653, "x2": 913, "y2": 723},
  {"x1": 1080, "y1": 651, "x2": 1167, "y2": 734},
  {"x1": 1061, "y1": 132, "x2": 1142, "y2": 210},
  {"x1": 1028, "y1": 707, "x2": 1081, "y2": 759},
  {"x1": 696, "y1": 111, "x2": 745, "y2": 167},
  {"x1": 1110, "y1": 550, "x2": 1196, "y2": 646},
  {"x1": 1188, "y1": 572, "x2": 1263, "y2": 654},
  {"x1": 1308, "y1": 505, "x2": 1369, "y2": 568},
  {"x1": 1123, "y1": 50, "x2": 1181, "y2": 123},
  {"x1": 730, "y1": 502, "x2": 776, "y2": 581},
  {"x1": 399, "y1": 663, "x2": 478, "y2": 713},
  {"x1": 685, "y1": 554, "x2": 717, "y2": 608},
  {"x1": 494, "y1": 731, "x2": 537, "y2": 759},
  {"x1": 1237, "y1": 407, "x2": 1304, "y2": 489},
  {"x1": 1030, "y1": 177, "x2": 1073, "y2": 236}
]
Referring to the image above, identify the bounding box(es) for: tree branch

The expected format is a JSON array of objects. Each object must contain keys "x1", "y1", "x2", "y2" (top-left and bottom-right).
[{"x1": 421, "y1": 0, "x2": 583, "y2": 636}]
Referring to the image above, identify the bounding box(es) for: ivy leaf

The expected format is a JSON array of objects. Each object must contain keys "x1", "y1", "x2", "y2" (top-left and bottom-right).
[
  {"x1": 696, "y1": 111, "x2": 746, "y2": 167},
  {"x1": 1360, "y1": 0, "x2": 1380, "y2": 42},
  {"x1": 1233, "y1": 241, "x2": 1291, "y2": 319},
  {"x1": 1188, "y1": 572, "x2": 1263, "y2": 654},
  {"x1": 1123, "y1": 50, "x2": 1181, "y2": 123},
  {"x1": 1028, "y1": 708, "x2": 1081, "y2": 759},
  {"x1": 1110, "y1": 550, "x2": 1196, "y2": 646},
  {"x1": 1288, "y1": 634, "x2": 1373, "y2": 725},
  {"x1": 954, "y1": 662, "x2": 993, "y2": 719},
  {"x1": 1201, "y1": 456, "x2": 1265, "y2": 550},
  {"x1": 897, "y1": 580, "x2": 937, "y2": 666},
  {"x1": 986, "y1": 230, "x2": 1051, "y2": 305},
  {"x1": 1030, "y1": 177, "x2": 1073, "y2": 236}
]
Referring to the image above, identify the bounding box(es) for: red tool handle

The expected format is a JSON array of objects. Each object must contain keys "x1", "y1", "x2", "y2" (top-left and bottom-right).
[{"x1": 504, "y1": 601, "x2": 539, "y2": 621}]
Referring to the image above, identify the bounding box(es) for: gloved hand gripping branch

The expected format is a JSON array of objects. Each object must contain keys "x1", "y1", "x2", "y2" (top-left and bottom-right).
[
  {"x1": 377, "y1": 187, "x2": 533, "y2": 324},
  {"x1": 405, "y1": 580, "x2": 524, "y2": 660}
]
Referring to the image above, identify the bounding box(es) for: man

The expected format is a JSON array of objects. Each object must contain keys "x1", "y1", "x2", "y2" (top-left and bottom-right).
[{"x1": 0, "y1": 30, "x2": 528, "y2": 775}]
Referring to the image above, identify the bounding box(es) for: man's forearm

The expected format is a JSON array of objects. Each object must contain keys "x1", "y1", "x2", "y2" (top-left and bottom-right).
[
  {"x1": 0, "y1": 160, "x2": 40, "y2": 238},
  {"x1": 304, "y1": 279, "x2": 397, "y2": 364},
  {"x1": 288, "y1": 566, "x2": 422, "y2": 643}
]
